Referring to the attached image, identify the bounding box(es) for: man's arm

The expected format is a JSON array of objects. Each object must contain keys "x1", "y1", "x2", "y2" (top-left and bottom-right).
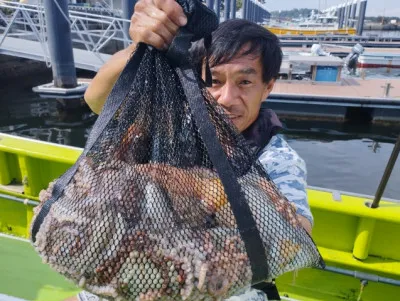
[
  {"x1": 258, "y1": 135, "x2": 313, "y2": 234},
  {"x1": 84, "y1": 0, "x2": 186, "y2": 114},
  {"x1": 84, "y1": 44, "x2": 136, "y2": 114}
]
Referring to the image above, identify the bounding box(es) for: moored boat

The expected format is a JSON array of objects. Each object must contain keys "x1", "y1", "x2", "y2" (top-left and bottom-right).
[
  {"x1": 358, "y1": 53, "x2": 400, "y2": 69},
  {"x1": 1, "y1": 133, "x2": 400, "y2": 300},
  {"x1": 265, "y1": 9, "x2": 357, "y2": 36},
  {"x1": 266, "y1": 26, "x2": 356, "y2": 36}
]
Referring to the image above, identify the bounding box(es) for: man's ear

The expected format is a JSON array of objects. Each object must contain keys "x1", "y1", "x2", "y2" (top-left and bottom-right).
[{"x1": 262, "y1": 79, "x2": 275, "y2": 100}]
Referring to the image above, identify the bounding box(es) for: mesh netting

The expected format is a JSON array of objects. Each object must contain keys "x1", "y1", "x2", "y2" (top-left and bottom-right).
[{"x1": 30, "y1": 1, "x2": 324, "y2": 300}]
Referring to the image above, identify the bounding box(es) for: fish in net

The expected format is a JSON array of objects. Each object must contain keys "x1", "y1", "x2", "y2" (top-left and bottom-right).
[{"x1": 30, "y1": 1, "x2": 325, "y2": 300}]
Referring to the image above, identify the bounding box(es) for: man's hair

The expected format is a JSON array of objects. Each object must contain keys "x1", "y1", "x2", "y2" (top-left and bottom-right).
[{"x1": 190, "y1": 19, "x2": 283, "y2": 83}]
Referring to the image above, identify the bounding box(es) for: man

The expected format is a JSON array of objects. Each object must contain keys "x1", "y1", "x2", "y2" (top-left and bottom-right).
[{"x1": 69, "y1": 1, "x2": 313, "y2": 300}]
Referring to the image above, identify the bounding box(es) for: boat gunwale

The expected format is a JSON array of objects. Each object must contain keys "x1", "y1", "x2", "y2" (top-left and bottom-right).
[
  {"x1": 0, "y1": 133, "x2": 82, "y2": 151},
  {"x1": 0, "y1": 133, "x2": 82, "y2": 165},
  {"x1": 1, "y1": 133, "x2": 399, "y2": 204},
  {"x1": 307, "y1": 185, "x2": 400, "y2": 204}
]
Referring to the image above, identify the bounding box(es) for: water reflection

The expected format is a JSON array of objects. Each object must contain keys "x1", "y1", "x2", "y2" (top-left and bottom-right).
[
  {"x1": 17, "y1": 127, "x2": 72, "y2": 145},
  {"x1": 282, "y1": 119, "x2": 400, "y2": 145},
  {"x1": 0, "y1": 95, "x2": 96, "y2": 146},
  {"x1": 280, "y1": 119, "x2": 400, "y2": 200},
  {"x1": 365, "y1": 140, "x2": 382, "y2": 153}
]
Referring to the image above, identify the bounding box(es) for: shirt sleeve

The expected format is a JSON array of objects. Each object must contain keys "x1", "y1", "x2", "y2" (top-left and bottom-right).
[{"x1": 257, "y1": 134, "x2": 314, "y2": 227}]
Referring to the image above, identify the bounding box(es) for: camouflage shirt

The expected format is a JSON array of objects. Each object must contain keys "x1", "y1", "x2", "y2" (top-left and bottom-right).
[{"x1": 258, "y1": 134, "x2": 313, "y2": 227}]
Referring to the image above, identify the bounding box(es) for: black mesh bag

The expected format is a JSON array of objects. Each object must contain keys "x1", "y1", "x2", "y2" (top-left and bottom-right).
[{"x1": 30, "y1": 1, "x2": 325, "y2": 300}]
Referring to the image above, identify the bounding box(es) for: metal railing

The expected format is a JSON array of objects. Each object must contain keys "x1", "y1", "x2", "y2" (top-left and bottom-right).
[
  {"x1": 0, "y1": 0, "x2": 131, "y2": 66},
  {"x1": 0, "y1": 0, "x2": 273, "y2": 68}
]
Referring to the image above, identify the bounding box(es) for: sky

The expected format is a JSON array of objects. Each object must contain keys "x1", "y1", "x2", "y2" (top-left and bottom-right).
[{"x1": 264, "y1": 0, "x2": 400, "y2": 17}]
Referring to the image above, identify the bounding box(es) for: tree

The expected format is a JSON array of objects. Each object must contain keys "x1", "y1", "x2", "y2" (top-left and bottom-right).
[
  {"x1": 270, "y1": 8, "x2": 321, "y2": 20},
  {"x1": 219, "y1": 0, "x2": 264, "y2": 12}
]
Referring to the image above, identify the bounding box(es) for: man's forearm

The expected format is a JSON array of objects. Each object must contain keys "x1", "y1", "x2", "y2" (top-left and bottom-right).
[{"x1": 84, "y1": 43, "x2": 137, "y2": 114}]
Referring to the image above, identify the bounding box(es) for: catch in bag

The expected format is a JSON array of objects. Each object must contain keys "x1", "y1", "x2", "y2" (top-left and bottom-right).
[{"x1": 30, "y1": 1, "x2": 325, "y2": 300}]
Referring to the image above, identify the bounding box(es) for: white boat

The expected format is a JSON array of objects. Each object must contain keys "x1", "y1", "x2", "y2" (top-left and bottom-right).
[
  {"x1": 357, "y1": 53, "x2": 400, "y2": 68},
  {"x1": 296, "y1": 44, "x2": 400, "y2": 70},
  {"x1": 297, "y1": 10, "x2": 339, "y2": 30},
  {"x1": 266, "y1": 9, "x2": 356, "y2": 35}
]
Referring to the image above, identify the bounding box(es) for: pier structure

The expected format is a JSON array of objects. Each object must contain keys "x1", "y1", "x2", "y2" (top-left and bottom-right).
[
  {"x1": 121, "y1": 0, "x2": 136, "y2": 48},
  {"x1": 206, "y1": 0, "x2": 270, "y2": 23},
  {"x1": 356, "y1": 0, "x2": 368, "y2": 36},
  {"x1": 267, "y1": 77, "x2": 400, "y2": 124},
  {"x1": 1, "y1": 0, "x2": 400, "y2": 123},
  {"x1": 350, "y1": 0, "x2": 357, "y2": 28},
  {"x1": 0, "y1": 0, "x2": 269, "y2": 98},
  {"x1": 0, "y1": 0, "x2": 131, "y2": 98},
  {"x1": 0, "y1": 0, "x2": 270, "y2": 75},
  {"x1": 322, "y1": 0, "x2": 368, "y2": 35},
  {"x1": 0, "y1": 0, "x2": 379, "y2": 81},
  {"x1": 42, "y1": 0, "x2": 76, "y2": 89}
]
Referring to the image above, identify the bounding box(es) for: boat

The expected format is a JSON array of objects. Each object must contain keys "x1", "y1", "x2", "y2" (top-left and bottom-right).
[
  {"x1": 279, "y1": 53, "x2": 344, "y2": 83},
  {"x1": 1, "y1": 132, "x2": 400, "y2": 300},
  {"x1": 266, "y1": 9, "x2": 356, "y2": 36},
  {"x1": 357, "y1": 53, "x2": 400, "y2": 69},
  {"x1": 266, "y1": 25, "x2": 356, "y2": 36},
  {"x1": 299, "y1": 43, "x2": 400, "y2": 70},
  {"x1": 258, "y1": 51, "x2": 400, "y2": 123}
]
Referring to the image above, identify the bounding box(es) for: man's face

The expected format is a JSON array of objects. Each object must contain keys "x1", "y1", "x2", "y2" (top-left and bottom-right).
[{"x1": 205, "y1": 50, "x2": 275, "y2": 132}]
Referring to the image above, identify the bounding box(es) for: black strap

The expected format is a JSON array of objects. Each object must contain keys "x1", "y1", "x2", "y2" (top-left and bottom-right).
[
  {"x1": 31, "y1": 44, "x2": 148, "y2": 243},
  {"x1": 203, "y1": 34, "x2": 213, "y2": 87},
  {"x1": 252, "y1": 281, "x2": 281, "y2": 300},
  {"x1": 166, "y1": 1, "x2": 270, "y2": 283},
  {"x1": 176, "y1": 66, "x2": 269, "y2": 284}
]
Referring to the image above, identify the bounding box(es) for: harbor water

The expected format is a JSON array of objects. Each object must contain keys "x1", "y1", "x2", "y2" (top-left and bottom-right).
[{"x1": 1, "y1": 66, "x2": 399, "y2": 201}]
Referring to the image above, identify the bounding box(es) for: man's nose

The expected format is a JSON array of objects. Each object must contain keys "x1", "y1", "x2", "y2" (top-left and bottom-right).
[{"x1": 217, "y1": 82, "x2": 239, "y2": 109}]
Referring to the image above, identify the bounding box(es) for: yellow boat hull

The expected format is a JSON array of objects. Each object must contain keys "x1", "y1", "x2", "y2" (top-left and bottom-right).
[
  {"x1": 265, "y1": 26, "x2": 357, "y2": 36},
  {"x1": 1, "y1": 133, "x2": 399, "y2": 300}
]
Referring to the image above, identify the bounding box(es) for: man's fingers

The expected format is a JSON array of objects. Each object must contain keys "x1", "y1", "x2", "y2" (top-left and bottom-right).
[
  {"x1": 140, "y1": 4, "x2": 180, "y2": 38},
  {"x1": 131, "y1": 0, "x2": 182, "y2": 48},
  {"x1": 297, "y1": 215, "x2": 312, "y2": 235},
  {"x1": 131, "y1": 26, "x2": 166, "y2": 50},
  {"x1": 153, "y1": 0, "x2": 187, "y2": 27},
  {"x1": 131, "y1": 13, "x2": 174, "y2": 46}
]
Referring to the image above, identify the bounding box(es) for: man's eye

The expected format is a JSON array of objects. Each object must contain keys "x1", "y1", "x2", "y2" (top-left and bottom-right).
[
  {"x1": 240, "y1": 80, "x2": 251, "y2": 85},
  {"x1": 212, "y1": 79, "x2": 221, "y2": 85}
]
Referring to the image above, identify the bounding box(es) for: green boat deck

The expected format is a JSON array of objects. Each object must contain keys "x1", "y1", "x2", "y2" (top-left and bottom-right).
[
  {"x1": 2, "y1": 234, "x2": 400, "y2": 301},
  {"x1": 0, "y1": 235, "x2": 79, "y2": 301}
]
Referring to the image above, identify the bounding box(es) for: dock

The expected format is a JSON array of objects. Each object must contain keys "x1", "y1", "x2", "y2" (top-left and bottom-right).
[
  {"x1": 278, "y1": 34, "x2": 400, "y2": 43},
  {"x1": 0, "y1": 37, "x2": 111, "y2": 72},
  {"x1": 267, "y1": 78, "x2": 400, "y2": 123},
  {"x1": 274, "y1": 78, "x2": 400, "y2": 99},
  {"x1": 282, "y1": 46, "x2": 400, "y2": 57},
  {"x1": 280, "y1": 40, "x2": 400, "y2": 49}
]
